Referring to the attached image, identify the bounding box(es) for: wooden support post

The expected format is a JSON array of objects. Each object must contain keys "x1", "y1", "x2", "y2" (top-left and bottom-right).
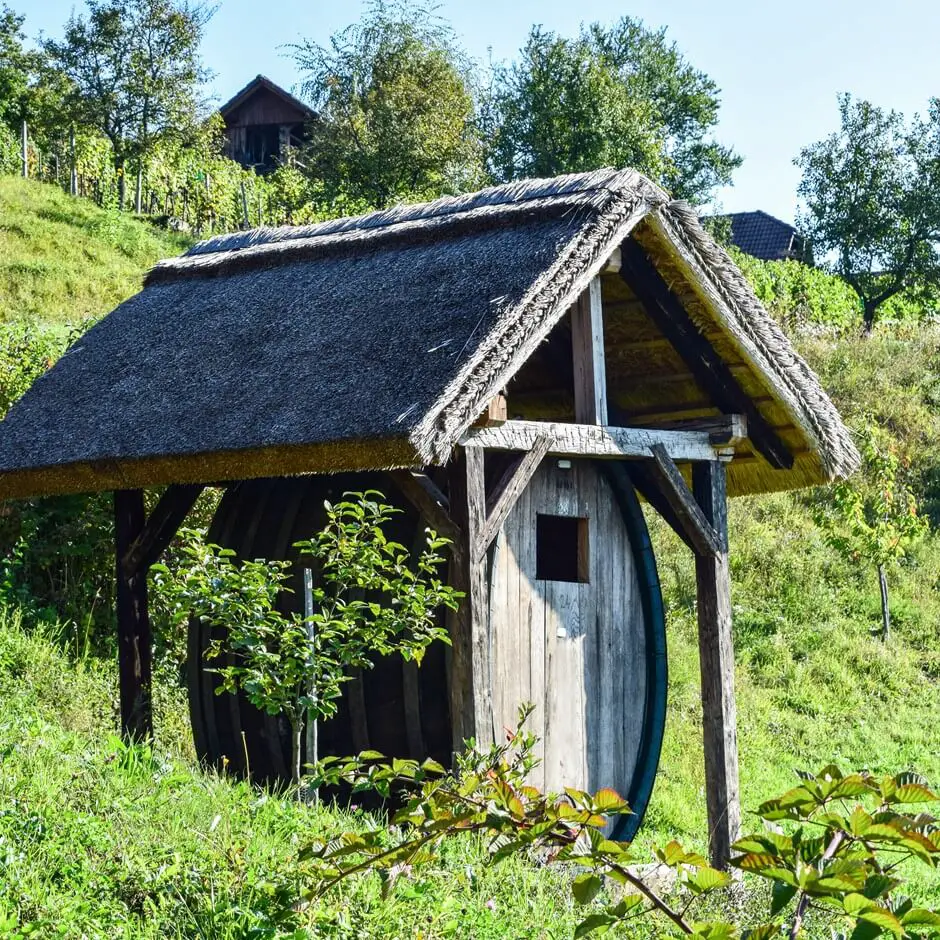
[
  {"x1": 121, "y1": 483, "x2": 204, "y2": 579},
  {"x1": 70, "y1": 125, "x2": 78, "y2": 196},
  {"x1": 446, "y1": 447, "x2": 493, "y2": 753},
  {"x1": 692, "y1": 461, "x2": 740, "y2": 869},
  {"x1": 571, "y1": 277, "x2": 608, "y2": 425},
  {"x1": 21, "y1": 121, "x2": 28, "y2": 179},
  {"x1": 115, "y1": 489, "x2": 153, "y2": 742}
]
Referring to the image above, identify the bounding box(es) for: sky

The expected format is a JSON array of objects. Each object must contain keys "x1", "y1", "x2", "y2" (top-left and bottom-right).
[{"x1": 19, "y1": 0, "x2": 940, "y2": 221}]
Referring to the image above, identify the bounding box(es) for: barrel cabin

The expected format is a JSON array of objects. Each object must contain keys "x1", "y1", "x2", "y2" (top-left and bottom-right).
[{"x1": 0, "y1": 169, "x2": 858, "y2": 863}]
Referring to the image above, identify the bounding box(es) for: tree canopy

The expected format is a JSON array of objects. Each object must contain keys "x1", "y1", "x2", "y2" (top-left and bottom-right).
[
  {"x1": 44, "y1": 0, "x2": 211, "y2": 208},
  {"x1": 484, "y1": 18, "x2": 741, "y2": 205},
  {"x1": 796, "y1": 94, "x2": 940, "y2": 331},
  {"x1": 292, "y1": 1, "x2": 485, "y2": 212}
]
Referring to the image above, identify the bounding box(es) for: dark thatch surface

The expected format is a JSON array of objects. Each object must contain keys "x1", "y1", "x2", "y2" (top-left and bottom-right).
[{"x1": 0, "y1": 169, "x2": 858, "y2": 499}]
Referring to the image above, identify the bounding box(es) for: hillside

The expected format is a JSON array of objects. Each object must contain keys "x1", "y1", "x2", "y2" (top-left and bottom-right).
[
  {"x1": 1, "y1": 178, "x2": 940, "y2": 935},
  {"x1": 0, "y1": 176, "x2": 190, "y2": 329}
]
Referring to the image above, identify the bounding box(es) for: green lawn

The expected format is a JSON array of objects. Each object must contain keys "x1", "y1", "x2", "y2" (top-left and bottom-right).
[{"x1": 0, "y1": 176, "x2": 189, "y2": 330}]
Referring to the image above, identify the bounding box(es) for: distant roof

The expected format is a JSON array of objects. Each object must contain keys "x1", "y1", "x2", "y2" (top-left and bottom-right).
[
  {"x1": 0, "y1": 169, "x2": 857, "y2": 500},
  {"x1": 219, "y1": 74, "x2": 315, "y2": 121},
  {"x1": 722, "y1": 210, "x2": 806, "y2": 262}
]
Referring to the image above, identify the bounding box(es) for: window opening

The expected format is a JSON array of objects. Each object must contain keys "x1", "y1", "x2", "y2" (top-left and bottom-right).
[{"x1": 536, "y1": 514, "x2": 589, "y2": 583}]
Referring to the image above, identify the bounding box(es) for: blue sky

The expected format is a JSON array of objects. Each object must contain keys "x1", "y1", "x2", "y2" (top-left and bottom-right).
[{"x1": 21, "y1": 0, "x2": 940, "y2": 220}]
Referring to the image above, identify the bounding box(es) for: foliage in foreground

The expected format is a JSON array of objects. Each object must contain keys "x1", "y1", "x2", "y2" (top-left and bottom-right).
[{"x1": 309, "y1": 710, "x2": 940, "y2": 938}]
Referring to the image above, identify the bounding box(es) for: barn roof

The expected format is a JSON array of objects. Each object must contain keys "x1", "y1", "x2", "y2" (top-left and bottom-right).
[
  {"x1": 722, "y1": 210, "x2": 806, "y2": 262},
  {"x1": 0, "y1": 169, "x2": 858, "y2": 500},
  {"x1": 219, "y1": 74, "x2": 315, "y2": 122}
]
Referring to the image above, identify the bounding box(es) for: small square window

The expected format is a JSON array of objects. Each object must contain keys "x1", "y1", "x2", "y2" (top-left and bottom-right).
[{"x1": 536, "y1": 514, "x2": 589, "y2": 583}]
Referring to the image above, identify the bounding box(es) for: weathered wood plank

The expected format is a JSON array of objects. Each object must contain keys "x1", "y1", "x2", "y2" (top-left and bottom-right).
[
  {"x1": 641, "y1": 415, "x2": 747, "y2": 447},
  {"x1": 477, "y1": 433, "x2": 553, "y2": 560},
  {"x1": 647, "y1": 444, "x2": 723, "y2": 558},
  {"x1": 472, "y1": 392, "x2": 508, "y2": 427},
  {"x1": 693, "y1": 461, "x2": 741, "y2": 869},
  {"x1": 388, "y1": 470, "x2": 461, "y2": 545},
  {"x1": 571, "y1": 277, "x2": 608, "y2": 425},
  {"x1": 121, "y1": 483, "x2": 205, "y2": 579},
  {"x1": 115, "y1": 489, "x2": 153, "y2": 742},
  {"x1": 619, "y1": 238, "x2": 793, "y2": 470},
  {"x1": 446, "y1": 448, "x2": 493, "y2": 751},
  {"x1": 462, "y1": 420, "x2": 730, "y2": 462}
]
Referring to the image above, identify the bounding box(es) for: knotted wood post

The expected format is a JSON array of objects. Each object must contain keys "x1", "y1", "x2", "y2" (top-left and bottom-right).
[
  {"x1": 692, "y1": 460, "x2": 740, "y2": 869},
  {"x1": 114, "y1": 489, "x2": 153, "y2": 742}
]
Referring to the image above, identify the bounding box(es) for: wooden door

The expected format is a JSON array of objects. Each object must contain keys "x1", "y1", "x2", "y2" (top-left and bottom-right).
[{"x1": 488, "y1": 459, "x2": 650, "y2": 796}]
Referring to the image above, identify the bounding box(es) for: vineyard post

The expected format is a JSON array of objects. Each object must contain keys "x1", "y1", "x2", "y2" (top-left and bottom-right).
[
  {"x1": 70, "y1": 125, "x2": 78, "y2": 196},
  {"x1": 21, "y1": 121, "x2": 27, "y2": 178}
]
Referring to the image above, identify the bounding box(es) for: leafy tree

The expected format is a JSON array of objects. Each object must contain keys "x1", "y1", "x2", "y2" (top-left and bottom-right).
[
  {"x1": 796, "y1": 94, "x2": 940, "y2": 332},
  {"x1": 308, "y1": 714, "x2": 940, "y2": 937},
  {"x1": 292, "y1": 0, "x2": 485, "y2": 211},
  {"x1": 154, "y1": 492, "x2": 460, "y2": 788},
  {"x1": 814, "y1": 424, "x2": 929, "y2": 641},
  {"x1": 485, "y1": 18, "x2": 741, "y2": 204},
  {"x1": 0, "y1": 6, "x2": 69, "y2": 144},
  {"x1": 44, "y1": 0, "x2": 211, "y2": 210}
]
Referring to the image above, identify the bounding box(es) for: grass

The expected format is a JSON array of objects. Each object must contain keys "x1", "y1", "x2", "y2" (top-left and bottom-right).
[{"x1": 0, "y1": 176, "x2": 189, "y2": 330}]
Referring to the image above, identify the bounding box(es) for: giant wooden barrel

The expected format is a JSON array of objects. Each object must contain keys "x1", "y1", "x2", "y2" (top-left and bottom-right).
[{"x1": 188, "y1": 462, "x2": 666, "y2": 837}]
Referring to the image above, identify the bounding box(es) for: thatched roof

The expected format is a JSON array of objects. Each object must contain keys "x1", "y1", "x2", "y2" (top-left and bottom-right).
[{"x1": 0, "y1": 169, "x2": 858, "y2": 500}]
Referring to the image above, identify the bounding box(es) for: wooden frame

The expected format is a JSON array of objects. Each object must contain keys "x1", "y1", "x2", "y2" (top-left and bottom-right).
[
  {"x1": 619, "y1": 238, "x2": 792, "y2": 470},
  {"x1": 461, "y1": 419, "x2": 744, "y2": 462}
]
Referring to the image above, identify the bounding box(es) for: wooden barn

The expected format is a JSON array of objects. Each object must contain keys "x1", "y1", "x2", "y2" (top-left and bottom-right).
[
  {"x1": 0, "y1": 169, "x2": 858, "y2": 864},
  {"x1": 220, "y1": 74, "x2": 314, "y2": 172}
]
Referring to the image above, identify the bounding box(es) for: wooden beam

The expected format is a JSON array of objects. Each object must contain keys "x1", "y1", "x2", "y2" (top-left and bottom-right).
[
  {"x1": 388, "y1": 470, "x2": 460, "y2": 544},
  {"x1": 121, "y1": 483, "x2": 204, "y2": 579},
  {"x1": 693, "y1": 461, "x2": 741, "y2": 869},
  {"x1": 476, "y1": 433, "x2": 553, "y2": 560},
  {"x1": 619, "y1": 238, "x2": 793, "y2": 470},
  {"x1": 115, "y1": 489, "x2": 153, "y2": 742},
  {"x1": 472, "y1": 392, "x2": 508, "y2": 427},
  {"x1": 571, "y1": 277, "x2": 608, "y2": 424},
  {"x1": 461, "y1": 420, "x2": 735, "y2": 463},
  {"x1": 446, "y1": 449, "x2": 493, "y2": 752},
  {"x1": 641, "y1": 415, "x2": 747, "y2": 448},
  {"x1": 646, "y1": 444, "x2": 723, "y2": 558},
  {"x1": 626, "y1": 461, "x2": 696, "y2": 553}
]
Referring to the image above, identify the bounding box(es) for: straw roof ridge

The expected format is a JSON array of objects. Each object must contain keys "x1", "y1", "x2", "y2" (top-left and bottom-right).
[
  {"x1": 652, "y1": 201, "x2": 860, "y2": 479},
  {"x1": 147, "y1": 169, "x2": 656, "y2": 287}
]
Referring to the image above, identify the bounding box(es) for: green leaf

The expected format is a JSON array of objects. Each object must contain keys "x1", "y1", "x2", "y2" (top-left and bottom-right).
[
  {"x1": 900, "y1": 909, "x2": 940, "y2": 927},
  {"x1": 687, "y1": 867, "x2": 731, "y2": 895},
  {"x1": 593, "y1": 788, "x2": 628, "y2": 811},
  {"x1": 574, "y1": 913, "x2": 616, "y2": 938},
  {"x1": 858, "y1": 909, "x2": 903, "y2": 938},
  {"x1": 770, "y1": 881, "x2": 797, "y2": 917},
  {"x1": 572, "y1": 873, "x2": 603, "y2": 905}
]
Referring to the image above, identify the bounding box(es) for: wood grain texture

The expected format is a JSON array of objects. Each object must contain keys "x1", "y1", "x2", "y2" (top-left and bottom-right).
[
  {"x1": 115, "y1": 489, "x2": 153, "y2": 742},
  {"x1": 647, "y1": 444, "x2": 723, "y2": 558},
  {"x1": 693, "y1": 461, "x2": 741, "y2": 869},
  {"x1": 571, "y1": 278, "x2": 608, "y2": 425},
  {"x1": 477, "y1": 433, "x2": 553, "y2": 560},
  {"x1": 462, "y1": 420, "x2": 727, "y2": 462},
  {"x1": 619, "y1": 237, "x2": 793, "y2": 471},
  {"x1": 488, "y1": 460, "x2": 647, "y2": 797},
  {"x1": 388, "y1": 470, "x2": 460, "y2": 545}
]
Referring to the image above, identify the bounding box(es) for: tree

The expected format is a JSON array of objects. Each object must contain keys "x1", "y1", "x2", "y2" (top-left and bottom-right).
[
  {"x1": 45, "y1": 0, "x2": 210, "y2": 210},
  {"x1": 814, "y1": 424, "x2": 928, "y2": 641},
  {"x1": 796, "y1": 94, "x2": 940, "y2": 332},
  {"x1": 292, "y1": 0, "x2": 485, "y2": 212},
  {"x1": 154, "y1": 492, "x2": 460, "y2": 788},
  {"x1": 0, "y1": 6, "x2": 69, "y2": 144},
  {"x1": 485, "y1": 18, "x2": 741, "y2": 204}
]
